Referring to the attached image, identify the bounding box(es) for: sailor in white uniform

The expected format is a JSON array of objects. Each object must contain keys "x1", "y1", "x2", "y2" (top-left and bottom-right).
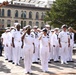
[
  {"x1": 12, "y1": 23, "x2": 22, "y2": 65},
  {"x1": 6, "y1": 29, "x2": 12, "y2": 62},
  {"x1": 22, "y1": 25, "x2": 35, "y2": 74},
  {"x1": 10, "y1": 26, "x2": 16, "y2": 64},
  {"x1": 49, "y1": 29, "x2": 54, "y2": 60},
  {"x1": 1, "y1": 29, "x2": 9, "y2": 60},
  {"x1": 52, "y1": 29, "x2": 59, "y2": 61},
  {"x1": 39, "y1": 28, "x2": 50, "y2": 72},
  {"x1": 58, "y1": 25, "x2": 70, "y2": 64},
  {"x1": 68, "y1": 27, "x2": 74, "y2": 61},
  {"x1": 54, "y1": 28, "x2": 60, "y2": 61},
  {"x1": 32, "y1": 26, "x2": 39, "y2": 63}
]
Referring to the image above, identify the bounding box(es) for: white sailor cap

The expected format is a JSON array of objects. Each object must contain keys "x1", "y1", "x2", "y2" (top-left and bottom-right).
[
  {"x1": 6, "y1": 29, "x2": 10, "y2": 32},
  {"x1": 37, "y1": 28, "x2": 41, "y2": 31},
  {"x1": 10, "y1": 26, "x2": 14, "y2": 29},
  {"x1": 33, "y1": 26, "x2": 38, "y2": 29},
  {"x1": 61, "y1": 24, "x2": 67, "y2": 28},
  {"x1": 68, "y1": 27, "x2": 72, "y2": 30},
  {"x1": 14, "y1": 23, "x2": 21, "y2": 27},
  {"x1": 5, "y1": 27, "x2": 9, "y2": 30},
  {"x1": 45, "y1": 24, "x2": 50, "y2": 28},
  {"x1": 51, "y1": 29, "x2": 54, "y2": 32},
  {"x1": 23, "y1": 26, "x2": 26, "y2": 29},
  {"x1": 54, "y1": 28, "x2": 59, "y2": 30},
  {"x1": 25, "y1": 25, "x2": 31, "y2": 30}
]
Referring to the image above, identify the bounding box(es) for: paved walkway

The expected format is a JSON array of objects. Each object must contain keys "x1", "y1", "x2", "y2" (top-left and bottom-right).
[{"x1": 0, "y1": 55, "x2": 76, "y2": 75}]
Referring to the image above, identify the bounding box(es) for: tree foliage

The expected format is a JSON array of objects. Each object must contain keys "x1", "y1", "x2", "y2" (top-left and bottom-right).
[{"x1": 44, "y1": 0, "x2": 76, "y2": 28}]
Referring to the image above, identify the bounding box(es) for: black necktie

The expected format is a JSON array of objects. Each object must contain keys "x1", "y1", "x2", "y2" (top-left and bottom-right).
[
  {"x1": 34, "y1": 32, "x2": 38, "y2": 38},
  {"x1": 70, "y1": 33, "x2": 72, "y2": 39},
  {"x1": 56, "y1": 34, "x2": 58, "y2": 39}
]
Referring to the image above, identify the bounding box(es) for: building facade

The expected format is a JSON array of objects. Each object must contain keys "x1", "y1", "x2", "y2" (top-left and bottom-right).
[{"x1": 0, "y1": 4, "x2": 50, "y2": 28}]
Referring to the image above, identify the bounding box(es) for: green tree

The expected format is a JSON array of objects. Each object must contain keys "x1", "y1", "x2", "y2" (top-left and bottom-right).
[{"x1": 44, "y1": 0, "x2": 76, "y2": 29}]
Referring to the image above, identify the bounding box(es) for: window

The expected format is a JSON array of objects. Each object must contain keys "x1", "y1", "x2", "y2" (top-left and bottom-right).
[
  {"x1": 21, "y1": 21, "x2": 23, "y2": 28},
  {"x1": 41, "y1": 22, "x2": 44, "y2": 29},
  {"x1": 15, "y1": 10, "x2": 18, "y2": 17},
  {"x1": 21, "y1": 11, "x2": 26, "y2": 18},
  {"x1": 2, "y1": 9, "x2": 5, "y2": 17},
  {"x1": 36, "y1": 22, "x2": 39, "y2": 27},
  {"x1": 29, "y1": 11, "x2": 32, "y2": 19},
  {"x1": 7, "y1": 20, "x2": 11, "y2": 27},
  {"x1": 7, "y1": 10, "x2": 11, "y2": 17},
  {"x1": 29, "y1": 21, "x2": 32, "y2": 26},
  {"x1": 24, "y1": 21, "x2": 26, "y2": 26},
  {"x1": 21, "y1": 11, "x2": 23, "y2": 18},
  {"x1": 36, "y1": 12, "x2": 39, "y2": 19},
  {"x1": 2, "y1": 19, "x2": 4, "y2": 28},
  {"x1": 24, "y1": 11, "x2": 26, "y2": 18},
  {"x1": 41, "y1": 12, "x2": 45, "y2": 19},
  {"x1": 15, "y1": 20, "x2": 18, "y2": 23}
]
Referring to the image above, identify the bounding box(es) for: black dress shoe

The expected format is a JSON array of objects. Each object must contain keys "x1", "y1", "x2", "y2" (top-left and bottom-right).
[
  {"x1": 5, "y1": 59, "x2": 8, "y2": 60},
  {"x1": 8, "y1": 60, "x2": 12, "y2": 62},
  {"x1": 33, "y1": 62, "x2": 39, "y2": 64},
  {"x1": 67, "y1": 61, "x2": 74, "y2": 62},
  {"x1": 54, "y1": 61, "x2": 59, "y2": 62},
  {"x1": 48, "y1": 61, "x2": 51, "y2": 63},
  {"x1": 12, "y1": 62, "x2": 14, "y2": 64}
]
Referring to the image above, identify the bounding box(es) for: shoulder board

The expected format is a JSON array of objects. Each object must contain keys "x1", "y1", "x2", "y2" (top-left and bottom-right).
[{"x1": 31, "y1": 34, "x2": 34, "y2": 38}]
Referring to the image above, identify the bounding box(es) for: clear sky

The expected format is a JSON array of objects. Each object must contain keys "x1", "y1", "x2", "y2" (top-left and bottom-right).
[{"x1": 0, "y1": 0, "x2": 55, "y2": 3}]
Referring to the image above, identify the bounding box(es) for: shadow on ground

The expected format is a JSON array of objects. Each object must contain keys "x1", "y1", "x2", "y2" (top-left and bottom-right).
[{"x1": 0, "y1": 60, "x2": 11, "y2": 73}]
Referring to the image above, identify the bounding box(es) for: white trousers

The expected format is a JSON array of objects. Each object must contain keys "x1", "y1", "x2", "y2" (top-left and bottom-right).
[
  {"x1": 32, "y1": 45, "x2": 39, "y2": 62},
  {"x1": 40, "y1": 46, "x2": 49, "y2": 72},
  {"x1": 14, "y1": 46, "x2": 20, "y2": 64},
  {"x1": 50, "y1": 46, "x2": 53, "y2": 60},
  {"x1": 61, "y1": 42, "x2": 68, "y2": 63},
  {"x1": 4, "y1": 46, "x2": 8, "y2": 59},
  {"x1": 12, "y1": 47, "x2": 15, "y2": 63},
  {"x1": 24, "y1": 45, "x2": 33, "y2": 73},
  {"x1": 52, "y1": 46, "x2": 59, "y2": 61},
  {"x1": 7, "y1": 46, "x2": 12, "y2": 61},
  {"x1": 20, "y1": 48, "x2": 24, "y2": 59},
  {"x1": 68, "y1": 44, "x2": 73, "y2": 61}
]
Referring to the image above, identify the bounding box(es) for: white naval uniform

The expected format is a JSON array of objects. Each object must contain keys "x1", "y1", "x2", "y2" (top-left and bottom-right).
[
  {"x1": 68, "y1": 32, "x2": 74, "y2": 61},
  {"x1": 40, "y1": 34, "x2": 50, "y2": 72},
  {"x1": 10, "y1": 29, "x2": 15, "y2": 63},
  {"x1": 50, "y1": 33, "x2": 59, "y2": 61},
  {"x1": 32, "y1": 32, "x2": 39, "y2": 62},
  {"x1": 12, "y1": 30, "x2": 22, "y2": 65},
  {"x1": 58, "y1": 31, "x2": 70, "y2": 64},
  {"x1": 1, "y1": 32, "x2": 8, "y2": 59},
  {"x1": 20, "y1": 31, "x2": 24, "y2": 59},
  {"x1": 6, "y1": 32, "x2": 12, "y2": 61},
  {"x1": 23, "y1": 33, "x2": 34, "y2": 73}
]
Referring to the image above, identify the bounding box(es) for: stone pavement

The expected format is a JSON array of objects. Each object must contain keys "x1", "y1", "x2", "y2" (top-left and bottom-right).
[{"x1": 0, "y1": 55, "x2": 76, "y2": 75}]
